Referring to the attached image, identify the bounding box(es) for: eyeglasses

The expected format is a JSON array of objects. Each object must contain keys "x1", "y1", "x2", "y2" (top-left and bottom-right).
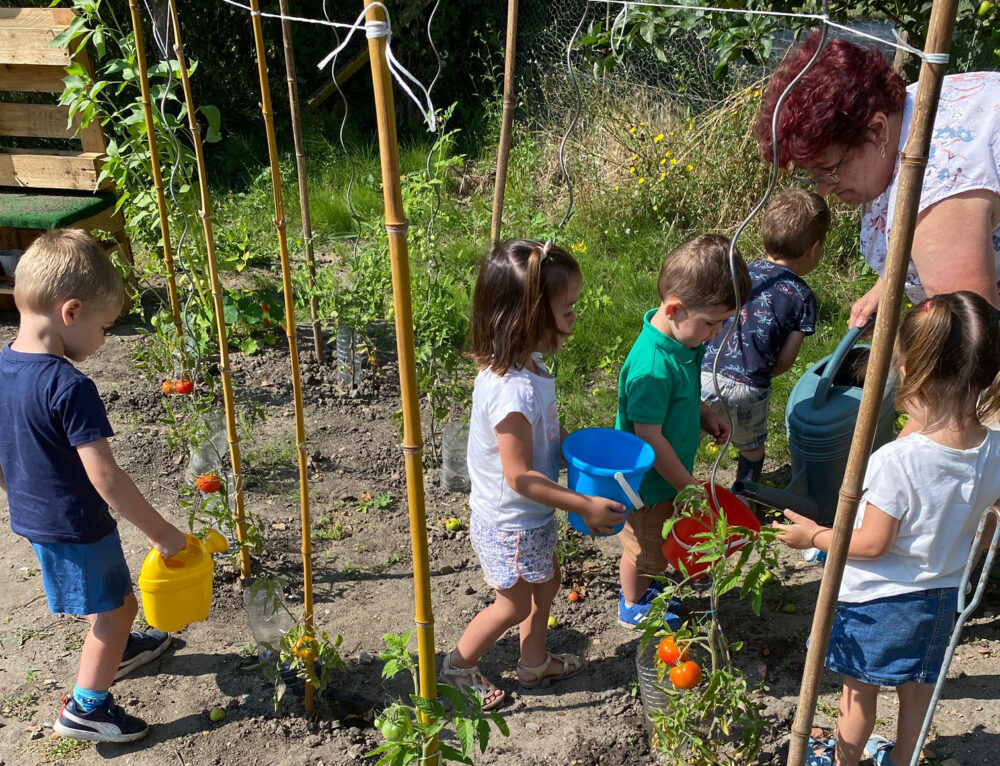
[{"x1": 791, "y1": 148, "x2": 848, "y2": 187}]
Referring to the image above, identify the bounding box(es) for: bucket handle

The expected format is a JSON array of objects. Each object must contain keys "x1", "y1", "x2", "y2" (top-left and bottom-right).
[
  {"x1": 614, "y1": 471, "x2": 644, "y2": 510},
  {"x1": 813, "y1": 316, "x2": 875, "y2": 408}
]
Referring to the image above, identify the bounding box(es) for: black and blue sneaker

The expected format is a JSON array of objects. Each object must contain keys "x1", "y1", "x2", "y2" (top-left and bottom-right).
[
  {"x1": 115, "y1": 629, "x2": 171, "y2": 680},
  {"x1": 53, "y1": 693, "x2": 149, "y2": 743},
  {"x1": 618, "y1": 588, "x2": 684, "y2": 630}
]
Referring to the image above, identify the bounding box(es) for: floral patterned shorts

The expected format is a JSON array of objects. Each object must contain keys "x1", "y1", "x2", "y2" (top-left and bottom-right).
[{"x1": 470, "y1": 515, "x2": 557, "y2": 591}]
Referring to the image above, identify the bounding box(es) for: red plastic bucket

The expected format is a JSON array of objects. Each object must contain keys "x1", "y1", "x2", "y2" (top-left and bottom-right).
[{"x1": 660, "y1": 483, "x2": 760, "y2": 580}]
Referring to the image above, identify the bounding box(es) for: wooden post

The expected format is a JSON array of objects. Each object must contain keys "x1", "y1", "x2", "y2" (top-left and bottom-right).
[
  {"x1": 246, "y1": 0, "x2": 317, "y2": 712},
  {"x1": 785, "y1": 4, "x2": 959, "y2": 764},
  {"x1": 126, "y1": 0, "x2": 183, "y2": 347},
  {"x1": 490, "y1": 0, "x2": 518, "y2": 249},
  {"x1": 363, "y1": 0, "x2": 438, "y2": 753},
  {"x1": 277, "y1": 0, "x2": 324, "y2": 363},
  {"x1": 165, "y1": 0, "x2": 252, "y2": 579}
]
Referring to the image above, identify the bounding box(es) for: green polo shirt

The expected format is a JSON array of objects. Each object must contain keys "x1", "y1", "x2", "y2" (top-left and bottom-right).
[{"x1": 616, "y1": 308, "x2": 705, "y2": 505}]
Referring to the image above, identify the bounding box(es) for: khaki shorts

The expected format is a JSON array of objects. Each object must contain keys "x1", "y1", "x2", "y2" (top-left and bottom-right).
[{"x1": 619, "y1": 500, "x2": 674, "y2": 575}]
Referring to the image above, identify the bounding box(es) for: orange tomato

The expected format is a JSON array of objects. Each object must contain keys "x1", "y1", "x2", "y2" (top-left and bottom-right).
[
  {"x1": 657, "y1": 636, "x2": 689, "y2": 666},
  {"x1": 161, "y1": 380, "x2": 175, "y2": 394},
  {"x1": 567, "y1": 590, "x2": 581, "y2": 603},
  {"x1": 195, "y1": 473, "x2": 221, "y2": 493},
  {"x1": 669, "y1": 660, "x2": 702, "y2": 690},
  {"x1": 294, "y1": 635, "x2": 319, "y2": 662}
]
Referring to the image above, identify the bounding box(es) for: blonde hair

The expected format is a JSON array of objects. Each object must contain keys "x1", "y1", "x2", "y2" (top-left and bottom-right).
[
  {"x1": 895, "y1": 291, "x2": 1000, "y2": 429},
  {"x1": 657, "y1": 234, "x2": 751, "y2": 310},
  {"x1": 761, "y1": 189, "x2": 831, "y2": 261},
  {"x1": 14, "y1": 229, "x2": 124, "y2": 313}
]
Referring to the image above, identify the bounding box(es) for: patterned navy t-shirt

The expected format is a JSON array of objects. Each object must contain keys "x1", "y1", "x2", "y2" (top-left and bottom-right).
[{"x1": 702, "y1": 259, "x2": 816, "y2": 389}]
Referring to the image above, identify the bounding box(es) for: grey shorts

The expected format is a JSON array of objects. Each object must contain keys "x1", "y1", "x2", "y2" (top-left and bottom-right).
[{"x1": 700, "y1": 372, "x2": 770, "y2": 451}]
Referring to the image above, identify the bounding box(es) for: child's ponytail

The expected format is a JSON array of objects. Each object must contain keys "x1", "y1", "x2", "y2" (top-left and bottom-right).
[{"x1": 895, "y1": 292, "x2": 1000, "y2": 428}]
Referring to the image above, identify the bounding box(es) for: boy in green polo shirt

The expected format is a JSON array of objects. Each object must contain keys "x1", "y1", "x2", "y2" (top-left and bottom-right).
[{"x1": 615, "y1": 234, "x2": 751, "y2": 628}]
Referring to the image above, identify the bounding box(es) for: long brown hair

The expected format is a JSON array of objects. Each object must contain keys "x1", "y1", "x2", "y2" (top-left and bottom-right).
[
  {"x1": 469, "y1": 239, "x2": 581, "y2": 375},
  {"x1": 895, "y1": 291, "x2": 1000, "y2": 429}
]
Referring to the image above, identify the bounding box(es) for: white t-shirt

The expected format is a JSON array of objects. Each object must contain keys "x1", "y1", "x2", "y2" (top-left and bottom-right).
[
  {"x1": 839, "y1": 431, "x2": 1000, "y2": 603},
  {"x1": 467, "y1": 363, "x2": 561, "y2": 530},
  {"x1": 861, "y1": 72, "x2": 1000, "y2": 304}
]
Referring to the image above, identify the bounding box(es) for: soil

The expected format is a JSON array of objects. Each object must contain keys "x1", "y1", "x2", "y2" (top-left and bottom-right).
[{"x1": 0, "y1": 311, "x2": 998, "y2": 766}]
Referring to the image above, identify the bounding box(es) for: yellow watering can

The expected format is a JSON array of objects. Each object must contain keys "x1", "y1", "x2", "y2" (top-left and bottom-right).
[{"x1": 138, "y1": 530, "x2": 229, "y2": 632}]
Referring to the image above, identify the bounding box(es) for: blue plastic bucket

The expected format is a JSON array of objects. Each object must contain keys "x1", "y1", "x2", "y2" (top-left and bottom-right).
[{"x1": 562, "y1": 427, "x2": 655, "y2": 536}]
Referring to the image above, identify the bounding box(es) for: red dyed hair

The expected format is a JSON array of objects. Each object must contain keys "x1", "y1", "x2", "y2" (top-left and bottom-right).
[{"x1": 755, "y1": 30, "x2": 906, "y2": 168}]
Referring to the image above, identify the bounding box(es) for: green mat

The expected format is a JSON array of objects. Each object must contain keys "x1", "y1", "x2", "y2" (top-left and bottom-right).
[{"x1": 0, "y1": 189, "x2": 117, "y2": 230}]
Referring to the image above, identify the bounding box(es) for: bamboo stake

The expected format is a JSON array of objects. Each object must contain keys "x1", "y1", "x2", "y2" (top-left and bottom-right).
[
  {"x1": 277, "y1": 0, "x2": 324, "y2": 362},
  {"x1": 490, "y1": 0, "x2": 519, "y2": 249},
  {"x1": 363, "y1": 0, "x2": 438, "y2": 745},
  {"x1": 166, "y1": 0, "x2": 252, "y2": 579},
  {"x1": 246, "y1": 0, "x2": 316, "y2": 713},
  {"x1": 126, "y1": 0, "x2": 183, "y2": 348},
  {"x1": 785, "y1": 4, "x2": 959, "y2": 764}
]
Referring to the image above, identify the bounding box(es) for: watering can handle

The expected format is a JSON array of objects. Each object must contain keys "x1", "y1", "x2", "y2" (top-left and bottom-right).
[
  {"x1": 813, "y1": 316, "x2": 876, "y2": 408},
  {"x1": 613, "y1": 471, "x2": 644, "y2": 510}
]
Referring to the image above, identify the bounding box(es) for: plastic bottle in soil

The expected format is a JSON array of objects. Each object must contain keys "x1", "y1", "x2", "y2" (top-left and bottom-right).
[
  {"x1": 440, "y1": 421, "x2": 470, "y2": 492},
  {"x1": 635, "y1": 641, "x2": 671, "y2": 737},
  {"x1": 336, "y1": 326, "x2": 363, "y2": 387},
  {"x1": 185, "y1": 413, "x2": 228, "y2": 482},
  {"x1": 243, "y1": 580, "x2": 295, "y2": 658}
]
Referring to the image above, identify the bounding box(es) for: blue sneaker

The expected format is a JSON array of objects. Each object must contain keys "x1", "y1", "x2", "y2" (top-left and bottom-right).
[
  {"x1": 115, "y1": 629, "x2": 171, "y2": 680},
  {"x1": 53, "y1": 693, "x2": 149, "y2": 743},
  {"x1": 618, "y1": 588, "x2": 683, "y2": 630},
  {"x1": 805, "y1": 737, "x2": 834, "y2": 766},
  {"x1": 864, "y1": 736, "x2": 896, "y2": 766}
]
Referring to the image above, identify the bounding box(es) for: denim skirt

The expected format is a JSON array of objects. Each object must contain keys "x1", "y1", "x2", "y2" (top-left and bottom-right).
[{"x1": 825, "y1": 588, "x2": 958, "y2": 686}]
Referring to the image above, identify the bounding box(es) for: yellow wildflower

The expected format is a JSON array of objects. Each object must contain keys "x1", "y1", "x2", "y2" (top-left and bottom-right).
[
  {"x1": 637, "y1": 177, "x2": 645, "y2": 184},
  {"x1": 666, "y1": 150, "x2": 672, "y2": 158},
  {"x1": 685, "y1": 164, "x2": 693, "y2": 172},
  {"x1": 614, "y1": 184, "x2": 620, "y2": 191},
  {"x1": 660, "y1": 172, "x2": 666, "y2": 180},
  {"x1": 659, "y1": 158, "x2": 666, "y2": 166},
  {"x1": 629, "y1": 166, "x2": 636, "y2": 174},
  {"x1": 754, "y1": 89, "x2": 761, "y2": 97},
  {"x1": 652, "y1": 204, "x2": 658, "y2": 211},
  {"x1": 632, "y1": 153, "x2": 638, "y2": 161},
  {"x1": 670, "y1": 158, "x2": 678, "y2": 165},
  {"x1": 654, "y1": 133, "x2": 664, "y2": 143},
  {"x1": 629, "y1": 126, "x2": 637, "y2": 134},
  {"x1": 571, "y1": 241, "x2": 588, "y2": 253}
]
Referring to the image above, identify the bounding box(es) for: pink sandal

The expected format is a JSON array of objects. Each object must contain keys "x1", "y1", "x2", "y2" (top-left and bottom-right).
[{"x1": 440, "y1": 652, "x2": 505, "y2": 711}]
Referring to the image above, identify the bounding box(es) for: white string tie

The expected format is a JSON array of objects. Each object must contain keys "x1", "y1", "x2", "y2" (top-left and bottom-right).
[{"x1": 316, "y1": 4, "x2": 437, "y2": 132}]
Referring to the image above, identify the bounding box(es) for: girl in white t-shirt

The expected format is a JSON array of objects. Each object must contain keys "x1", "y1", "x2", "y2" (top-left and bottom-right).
[
  {"x1": 775, "y1": 291, "x2": 1000, "y2": 766},
  {"x1": 440, "y1": 239, "x2": 626, "y2": 711}
]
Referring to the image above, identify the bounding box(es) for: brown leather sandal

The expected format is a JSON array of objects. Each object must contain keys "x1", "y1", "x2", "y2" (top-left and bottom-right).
[
  {"x1": 440, "y1": 651, "x2": 505, "y2": 711},
  {"x1": 516, "y1": 652, "x2": 588, "y2": 689}
]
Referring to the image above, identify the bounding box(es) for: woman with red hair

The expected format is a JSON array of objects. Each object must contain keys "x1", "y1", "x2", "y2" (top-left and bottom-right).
[{"x1": 756, "y1": 31, "x2": 1000, "y2": 327}]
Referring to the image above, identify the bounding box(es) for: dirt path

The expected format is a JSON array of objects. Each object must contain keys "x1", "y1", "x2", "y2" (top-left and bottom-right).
[{"x1": 0, "y1": 314, "x2": 997, "y2": 766}]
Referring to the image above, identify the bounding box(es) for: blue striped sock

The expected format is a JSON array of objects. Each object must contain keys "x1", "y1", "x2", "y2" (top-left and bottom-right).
[{"x1": 72, "y1": 685, "x2": 108, "y2": 713}]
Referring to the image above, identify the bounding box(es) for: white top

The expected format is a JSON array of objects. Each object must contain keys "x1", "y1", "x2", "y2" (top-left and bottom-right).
[
  {"x1": 861, "y1": 72, "x2": 1000, "y2": 304},
  {"x1": 467, "y1": 363, "x2": 561, "y2": 530},
  {"x1": 839, "y1": 430, "x2": 1000, "y2": 603}
]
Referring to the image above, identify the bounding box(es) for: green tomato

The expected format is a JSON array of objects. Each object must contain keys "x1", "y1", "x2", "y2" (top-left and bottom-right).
[
  {"x1": 759, "y1": 571, "x2": 775, "y2": 586},
  {"x1": 780, "y1": 603, "x2": 798, "y2": 614},
  {"x1": 979, "y1": 1, "x2": 994, "y2": 17},
  {"x1": 444, "y1": 517, "x2": 462, "y2": 532},
  {"x1": 209, "y1": 706, "x2": 226, "y2": 722},
  {"x1": 377, "y1": 715, "x2": 407, "y2": 742}
]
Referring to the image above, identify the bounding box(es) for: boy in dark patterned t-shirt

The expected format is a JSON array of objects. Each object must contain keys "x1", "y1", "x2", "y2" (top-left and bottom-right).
[{"x1": 701, "y1": 189, "x2": 830, "y2": 488}]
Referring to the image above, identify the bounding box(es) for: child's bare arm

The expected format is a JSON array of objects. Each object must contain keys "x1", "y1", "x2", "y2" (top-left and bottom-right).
[
  {"x1": 772, "y1": 504, "x2": 898, "y2": 559},
  {"x1": 633, "y1": 422, "x2": 696, "y2": 493},
  {"x1": 496, "y1": 413, "x2": 625, "y2": 535},
  {"x1": 77, "y1": 439, "x2": 188, "y2": 559},
  {"x1": 772, "y1": 331, "x2": 806, "y2": 377}
]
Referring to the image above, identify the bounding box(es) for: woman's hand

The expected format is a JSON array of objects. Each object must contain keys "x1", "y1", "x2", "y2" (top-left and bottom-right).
[
  {"x1": 771, "y1": 509, "x2": 826, "y2": 550},
  {"x1": 850, "y1": 279, "x2": 882, "y2": 328},
  {"x1": 577, "y1": 495, "x2": 627, "y2": 536}
]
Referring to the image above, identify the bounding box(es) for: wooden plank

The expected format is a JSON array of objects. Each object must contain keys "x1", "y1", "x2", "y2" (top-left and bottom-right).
[
  {"x1": 0, "y1": 29, "x2": 73, "y2": 67},
  {"x1": 0, "y1": 103, "x2": 79, "y2": 140},
  {"x1": 0, "y1": 9, "x2": 78, "y2": 27},
  {"x1": 0, "y1": 63, "x2": 66, "y2": 92},
  {"x1": 0, "y1": 149, "x2": 105, "y2": 191}
]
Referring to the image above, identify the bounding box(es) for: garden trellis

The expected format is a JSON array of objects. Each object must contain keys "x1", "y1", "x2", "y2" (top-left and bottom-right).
[{"x1": 119, "y1": 0, "x2": 966, "y2": 760}]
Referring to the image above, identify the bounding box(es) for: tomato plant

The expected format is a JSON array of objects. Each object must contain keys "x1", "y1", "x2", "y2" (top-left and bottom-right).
[
  {"x1": 669, "y1": 660, "x2": 702, "y2": 690},
  {"x1": 657, "y1": 635, "x2": 689, "y2": 666}
]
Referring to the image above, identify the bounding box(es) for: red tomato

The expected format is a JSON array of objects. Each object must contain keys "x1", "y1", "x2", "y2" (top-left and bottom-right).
[
  {"x1": 669, "y1": 660, "x2": 702, "y2": 690},
  {"x1": 657, "y1": 636, "x2": 689, "y2": 666},
  {"x1": 261, "y1": 302, "x2": 270, "y2": 313},
  {"x1": 196, "y1": 473, "x2": 221, "y2": 493},
  {"x1": 567, "y1": 590, "x2": 581, "y2": 603},
  {"x1": 161, "y1": 380, "x2": 175, "y2": 394},
  {"x1": 174, "y1": 379, "x2": 193, "y2": 395}
]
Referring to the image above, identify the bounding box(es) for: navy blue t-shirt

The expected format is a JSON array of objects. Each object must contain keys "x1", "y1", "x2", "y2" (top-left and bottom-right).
[
  {"x1": 0, "y1": 345, "x2": 116, "y2": 544},
  {"x1": 702, "y1": 260, "x2": 816, "y2": 389}
]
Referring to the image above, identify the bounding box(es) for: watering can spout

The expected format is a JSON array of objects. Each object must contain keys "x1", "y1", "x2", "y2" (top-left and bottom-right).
[{"x1": 732, "y1": 480, "x2": 819, "y2": 519}]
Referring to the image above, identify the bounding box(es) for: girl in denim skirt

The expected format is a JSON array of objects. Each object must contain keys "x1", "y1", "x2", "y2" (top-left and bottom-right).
[
  {"x1": 774, "y1": 291, "x2": 1000, "y2": 766},
  {"x1": 439, "y1": 240, "x2": 626, "y2": 710}
]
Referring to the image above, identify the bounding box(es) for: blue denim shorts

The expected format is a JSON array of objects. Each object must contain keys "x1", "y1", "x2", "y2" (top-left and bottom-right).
[
  {"x1": 700, "y1": 373, "x2": 770, "y2": 451},
  {"x1": 470, "y1": 515, "x2": 557, "y2": 591},
  {"x1": 31, "y1": 528, "x2": 132, "y2": 616},
  {"x1": 825, "y1": 588, "x2": 958, "y2": 686}
]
